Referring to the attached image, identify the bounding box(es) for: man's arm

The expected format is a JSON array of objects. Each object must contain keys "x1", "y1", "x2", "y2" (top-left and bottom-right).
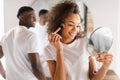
[
  {"x1": 28, "y1": 53, "x2": 46, "y2": 80},
  {"x1": 0, "y1": 46, "x2": 6, "y2": 78}
]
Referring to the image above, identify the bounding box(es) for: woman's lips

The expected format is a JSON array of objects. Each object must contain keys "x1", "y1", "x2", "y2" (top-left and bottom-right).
[{"x1": 69, "y1": 32, "x2": 77, "y2": 37}]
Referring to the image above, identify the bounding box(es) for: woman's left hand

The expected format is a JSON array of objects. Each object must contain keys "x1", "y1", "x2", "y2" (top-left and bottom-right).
[{"x1": 96, "y1": 52, "x2": 113, "y2": 69}]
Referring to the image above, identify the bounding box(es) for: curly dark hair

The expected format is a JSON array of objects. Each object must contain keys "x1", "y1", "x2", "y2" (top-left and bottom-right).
[{"x1": 47, "y1": 0, "x2": 83, "y2": 35}]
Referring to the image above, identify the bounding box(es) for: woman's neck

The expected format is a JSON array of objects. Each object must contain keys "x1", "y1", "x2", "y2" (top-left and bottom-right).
[{"x1": 61, "y1": 38, "x2": 75, "y2": 44}]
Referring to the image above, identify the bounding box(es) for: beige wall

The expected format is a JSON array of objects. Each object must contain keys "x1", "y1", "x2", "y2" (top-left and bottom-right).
[
  {"x1": 0, "y1": 0, "x2": 4, "y2": 39},
  {"x1": 82, "y1": 0, "x2": 120, "y2": 77},
  {"x1": 4, "y1": 0, "x2": 35, "y2": 32}
]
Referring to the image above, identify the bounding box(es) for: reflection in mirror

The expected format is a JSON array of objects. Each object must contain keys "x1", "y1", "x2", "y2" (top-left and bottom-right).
[
  {"x1": 3, "y1": 0, "x2": 95, "y2": 79},
  {"x1": 87, "y1": 27, "x2": 113, "y2": 56}
]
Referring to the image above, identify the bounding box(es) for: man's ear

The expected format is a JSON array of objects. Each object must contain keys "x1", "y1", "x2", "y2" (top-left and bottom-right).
[{"x1": 19, "y1": 15, "x2": 24, "y2": 21}]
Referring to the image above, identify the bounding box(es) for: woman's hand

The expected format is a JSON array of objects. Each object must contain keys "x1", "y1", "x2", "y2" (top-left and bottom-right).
[
  {"x1": 96, "y1": 52, "x2": 113, "y2": 69},
  {"x1": 48, "y1": 27, "x2": 63, "y2": 51},
  {"x1": 48, "y1": 28, "x2": 66, "y2": 80}
]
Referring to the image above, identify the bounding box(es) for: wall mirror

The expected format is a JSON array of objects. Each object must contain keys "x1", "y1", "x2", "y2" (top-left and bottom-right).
[
  {"x1": 31, "y1": 0, "x2": 94, "y2": 35},
  {"x1": 2, "y1": 0, "x2": 94, "y2": 79}
]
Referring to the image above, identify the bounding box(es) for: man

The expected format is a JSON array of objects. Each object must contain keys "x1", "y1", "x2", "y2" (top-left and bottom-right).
[
  {"x1": 35, "y1": 9, "x2": 48, "y2": 45},
  {"x1": 0, "y1": 6, "x2": 46, "y2": 80},
  {"x1": 38, "y1": 9, "x2": 48, "y2": 26},
  {"x1": 30, "y1": 9, "x2": 49, "y2": 53}
]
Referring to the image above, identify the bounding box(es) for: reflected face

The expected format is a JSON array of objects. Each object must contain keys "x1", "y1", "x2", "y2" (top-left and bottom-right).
[
  {"x1": 61, "y1": 13, "x2": 81, "y2": 43},
  {"x1": 22, "y1": 11, "x2": 36, "y2": 27},
  {"x1": 40, "y1": 13, "x2": 48, "y2": 24}
]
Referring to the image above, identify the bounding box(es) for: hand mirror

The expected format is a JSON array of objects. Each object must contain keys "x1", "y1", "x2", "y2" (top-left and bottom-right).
[{"x1": 87, "y1": 27, "x2": 113, "y2": 56}]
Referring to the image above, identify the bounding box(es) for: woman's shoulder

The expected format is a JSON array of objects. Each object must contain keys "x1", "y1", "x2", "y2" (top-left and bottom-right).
[
  {"x1": 45, "y1": 43, "x2": 53, "y2": 49},
  {"x1": 44, "y1": 43, "x2": 56, "y2": 53},
  {"x1": 77, "y1": 36, "x2": 88, "y2": 44},
  {"x1": 79, "y1": 36, "x2": 88, "y2": 41},
  {"x1": 44, "y1": 43, "x2": 57, "y2": 60}
]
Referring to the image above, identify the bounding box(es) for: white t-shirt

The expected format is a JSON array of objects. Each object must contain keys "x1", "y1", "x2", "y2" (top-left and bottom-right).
[
  {"x1": 29, "y1": 22, "x2": 50, "y2": 77},
  {"x1": 0, "y1": 26, "x2": 41, "y2": 80},
  {"x1": 35, "y1": 22, "x2": 48, "y2": 53},
  {"x1": 44, "y1": 37, "x2": 90, "y2": 80}
]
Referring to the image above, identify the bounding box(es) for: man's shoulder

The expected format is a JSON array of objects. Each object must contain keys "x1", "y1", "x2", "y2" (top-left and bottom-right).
[
  {"x1": 7, "y1": 26, "x2": 17, "y2": 33},
  {"x1": 18, "y1": 26, "x2": 36, "y2": 36},
  {"x1": 3, "y1": 27, "x2": 17, "y2": 37},
  {"x1": 0, "y1": 27, "x2": 17, "y2": 44}
]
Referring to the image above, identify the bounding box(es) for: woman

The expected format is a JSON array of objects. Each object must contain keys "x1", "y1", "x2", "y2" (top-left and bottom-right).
[{"x1": 44, "y1": 1, "x2": 113, "y2": 80}]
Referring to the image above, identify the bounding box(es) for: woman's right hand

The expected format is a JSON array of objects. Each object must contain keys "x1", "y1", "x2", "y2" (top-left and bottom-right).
[{"x1": 48, "y1": 27, "x2": 63, "y2": 51}]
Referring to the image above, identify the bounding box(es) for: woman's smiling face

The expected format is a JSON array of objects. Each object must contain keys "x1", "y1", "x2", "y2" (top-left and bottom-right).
[{"x1": 61, "y1": 13, "x2": 81, "y2": 44}]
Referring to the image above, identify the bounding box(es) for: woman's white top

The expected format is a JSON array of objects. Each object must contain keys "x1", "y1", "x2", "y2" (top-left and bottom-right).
[{"x1": 44, "y1": 37, "x2": 90, "y2": 80}]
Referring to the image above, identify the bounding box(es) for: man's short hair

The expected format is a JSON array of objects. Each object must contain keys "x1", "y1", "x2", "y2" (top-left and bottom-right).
[
  {"x1": 38, "y1": 9, "x2": 48, "y2": 17},
  {"x1": 17, "y1": 6, "x2": 34, "y2": 18}
]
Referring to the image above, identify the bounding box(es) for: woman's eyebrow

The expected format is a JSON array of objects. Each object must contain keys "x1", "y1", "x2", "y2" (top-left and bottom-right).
[
  {"x1": 67, "y1": 21, "x2": 80, "y2": 25},
  {"x1": 67, "y1": 21, "x2": 74, "y2": 24}
]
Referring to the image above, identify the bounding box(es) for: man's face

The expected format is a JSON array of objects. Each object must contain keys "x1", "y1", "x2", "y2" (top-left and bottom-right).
[
  {"x1": 40, "y1": 13, "x2": 48, "y2": 24},
  {"x1": 20, "y1": 11, "x2": 36, "y2": 28}
]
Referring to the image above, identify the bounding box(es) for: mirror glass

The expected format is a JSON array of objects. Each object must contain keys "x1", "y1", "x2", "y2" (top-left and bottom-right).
[
  {"x1": 3, "y1": 1, "x2": 95, "y2": 79},
  {"x1": 87, "y1": 27, "x2": 113, "y2": 56}
]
